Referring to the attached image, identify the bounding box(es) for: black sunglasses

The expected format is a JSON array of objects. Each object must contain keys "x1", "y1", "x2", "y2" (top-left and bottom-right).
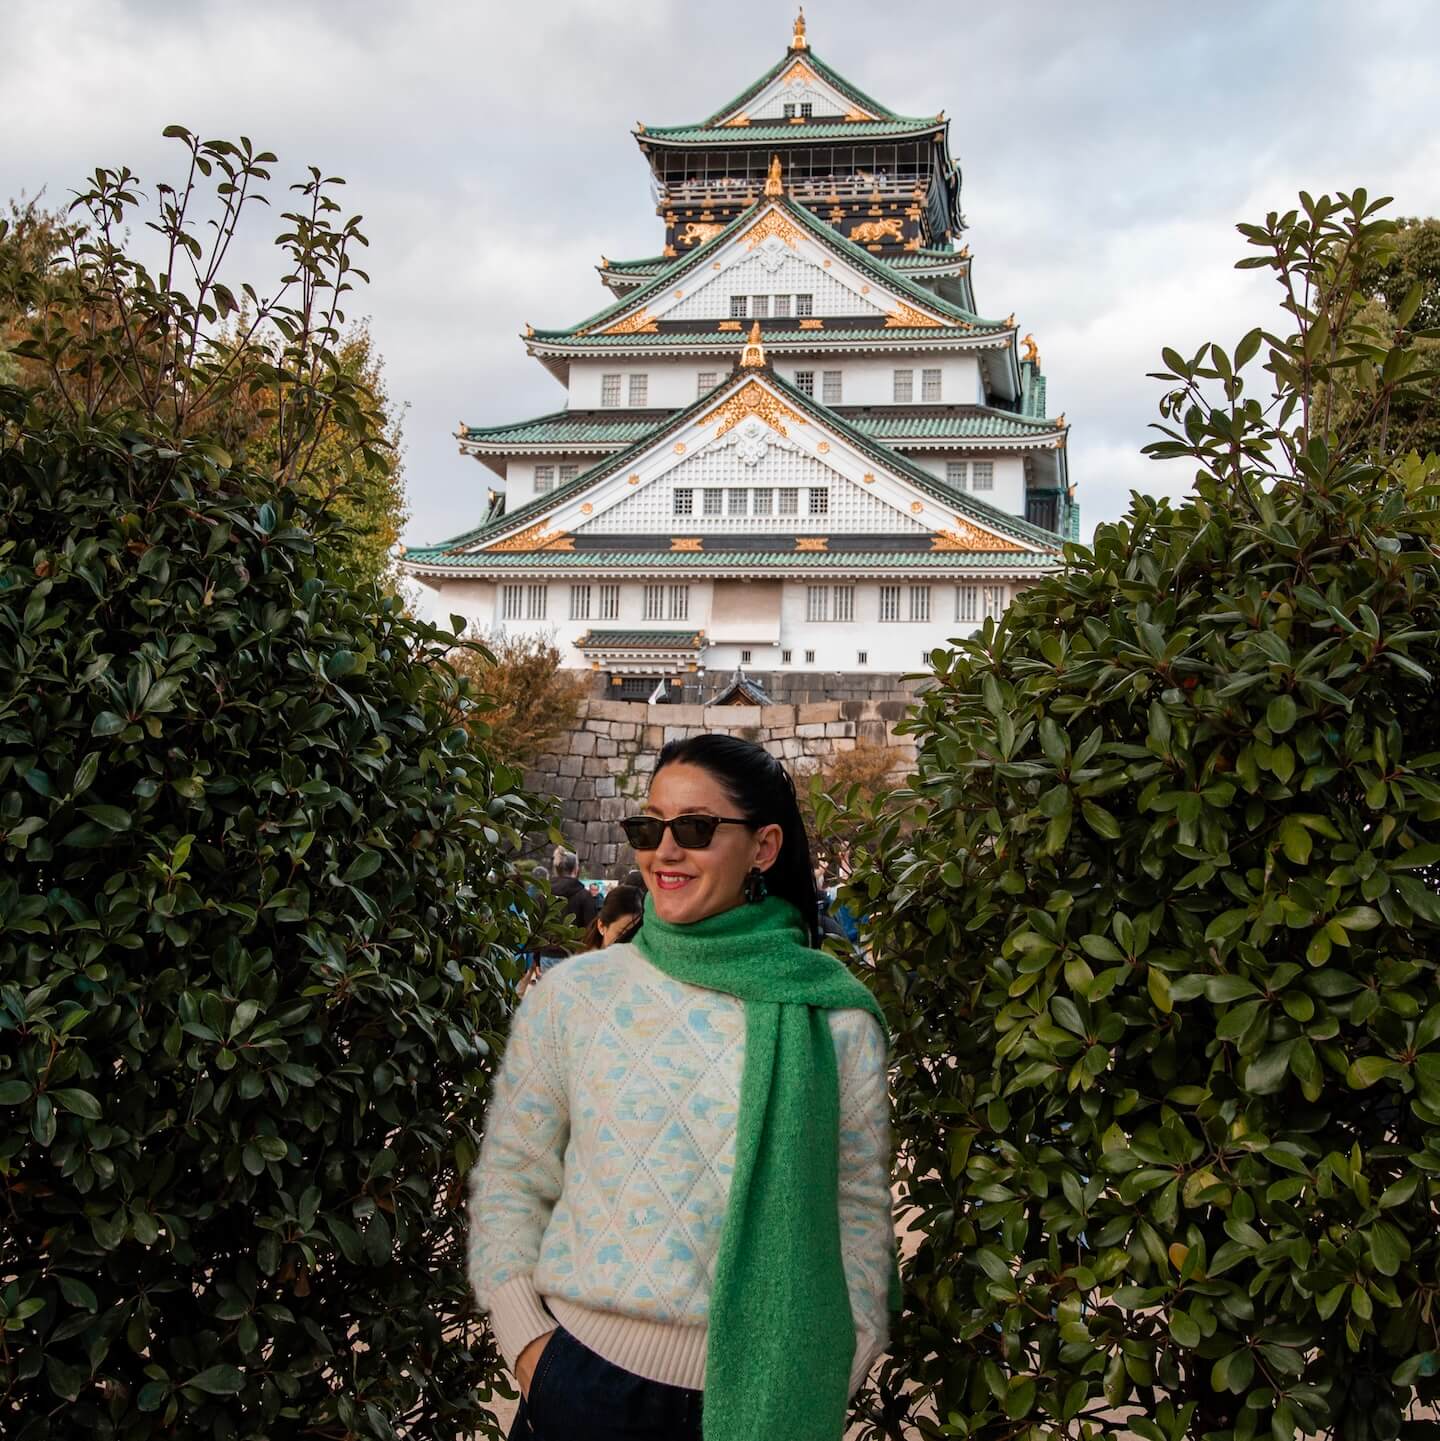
[{"x1": 619, "y1": 813, "x2": 756, "y2": 851}]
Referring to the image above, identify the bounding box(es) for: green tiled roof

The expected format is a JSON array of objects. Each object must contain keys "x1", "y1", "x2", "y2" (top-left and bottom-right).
[
  {"x1": 695, "y1": 47, "x2": 902, "y2": 127},
  {"x1": 642, "y1": 119, "x2": 941, "y2": 147},
  {"x1": 462, "y1": 411, "x2": 662, "y2": 446},
  {"x1": 577, "y1": 629, "x2": 705, "y2": 648},
  {"x1": 531, "y1": 326, "x2": 996, "y2": 349},
  {"x1": 406, "y1": 548, "x2": 1059, "y2": 572},
  {"x1": 848, "y1": 410, "x2": 1059, "y2": 440},
  {"x1": 535, "y1": 196, "x2": 1003, "y2": 340},
  {"x1": 459, "y1": 407, "x2": 1061, "y2": 451}
]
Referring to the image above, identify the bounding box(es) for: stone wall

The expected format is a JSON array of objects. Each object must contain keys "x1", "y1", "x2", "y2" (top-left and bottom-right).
[
  {"x1": 525, "y1": 697, "x2": 919, "y2": 878},
  {"x1": 587, "y1": 670, "x2": 929, "y2": 706}
]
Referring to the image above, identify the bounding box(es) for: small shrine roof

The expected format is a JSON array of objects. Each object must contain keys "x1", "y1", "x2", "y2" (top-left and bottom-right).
[
  {"x1": 575, "y1": 629, "x2": 706, "y2": 649},
  {"x1": 461, "y1": 410, "x2": 665, "y2": 446},
  {"x1": 696, "y1": 45, "x2": 903, "y2": 127}
]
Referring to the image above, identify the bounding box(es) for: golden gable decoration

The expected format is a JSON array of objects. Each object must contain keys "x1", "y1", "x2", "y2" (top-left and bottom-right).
[
  {"x1": 885, "y1": 300, "x2": 944, "y2": 329},
  {"x1": 931, "y1": 521, "x2": 1025, "y2": 554},
  {"x1": 744, "y1": 209, "x2": 802, "y2": 250},
  {"x1": 795, "y1": 537, "x2": 828, "y2": 552},
  {"x1": 596, "y1": 307, "x2": 659, "y2": 336},
  {"x1": 699, "y1": 379, "x2": 808, "y2": 440},
  {"x1": 671, "y1": 538, "x2": 703, "y2": 552},
  {"x1": 485, "y1": 523, "x2": 575, "y2": 553}
]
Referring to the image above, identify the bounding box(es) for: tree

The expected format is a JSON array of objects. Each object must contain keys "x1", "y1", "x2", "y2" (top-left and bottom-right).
[
  {"x1": 1331, "y1": 217, "x2": 1440, "y2": 461},
  {"x1": 802, "y1": 737, "x2": 911, "y2": 879},
  {"x1": 447, "y1": 630, "x2": 591, "y2": 770},
  {"x1": 845, "y1": 190, "x2": 1440, "y2": 1441},
  {"x1": 0, "y1": 131, "x2": 545, "y2": 1440}
]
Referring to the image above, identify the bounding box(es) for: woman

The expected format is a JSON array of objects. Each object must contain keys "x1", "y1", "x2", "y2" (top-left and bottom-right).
[
  {"x1": 468, "y1": 735, "x2": 893, "y2": 1441},
  {"x1": 579, "y1": 883, "x2": 644, "y2": 952}
]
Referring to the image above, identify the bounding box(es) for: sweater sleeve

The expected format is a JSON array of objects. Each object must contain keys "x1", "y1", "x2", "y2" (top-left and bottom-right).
[
  {"x1": 467, "y1": 977, "x2": 570, "y2": 1370},
  {"x1": 831, "y1": 1008, "x2": 893, "y2": 1397}
]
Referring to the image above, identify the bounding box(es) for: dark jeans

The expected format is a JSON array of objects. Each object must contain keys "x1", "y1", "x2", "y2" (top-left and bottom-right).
[{"x1": 508, "y1": 1326, "x2": 703, "y2": 1441}]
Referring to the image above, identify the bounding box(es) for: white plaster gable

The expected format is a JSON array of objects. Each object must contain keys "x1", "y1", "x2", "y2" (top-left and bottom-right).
[
  {"x1": 590, "y1": 206, "x2": 946, "y2": 331},
  {"x1": 472, "y1": 374, "x2": 1032, "y2": 554},
  {"x1": 715, "y1": 59, "x2": 871, "y2": 123}
]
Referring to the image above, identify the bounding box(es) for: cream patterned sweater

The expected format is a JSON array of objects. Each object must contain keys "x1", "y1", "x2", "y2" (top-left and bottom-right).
[{"x1": 467, "y1": 941, "x2": 893, "y2": 1396}]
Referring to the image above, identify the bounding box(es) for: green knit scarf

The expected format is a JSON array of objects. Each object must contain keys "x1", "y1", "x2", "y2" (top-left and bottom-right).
[{"x1": 634, "y1": 892, "x2": 893, "y2": 1441}]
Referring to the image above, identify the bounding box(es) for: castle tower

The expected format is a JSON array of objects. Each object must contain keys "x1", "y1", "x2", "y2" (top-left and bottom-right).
[{"x1": 403, "y1": 17, "x2": 1075, "y2": 702}]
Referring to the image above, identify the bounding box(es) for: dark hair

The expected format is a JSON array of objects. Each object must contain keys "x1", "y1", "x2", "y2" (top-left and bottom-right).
[
  {"x1": 582, "y1": 883, "x2": 645, "y2": 951},
  {"x1": 652, "y1": 734, "x2": 822, "y2": 947}
]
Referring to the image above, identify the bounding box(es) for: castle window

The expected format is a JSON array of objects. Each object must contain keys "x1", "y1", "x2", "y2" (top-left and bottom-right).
[
  {"x1": 982, "y1": 584, "x2": 1007, "y2": 619},
  {"x1": 956, "y1": 584, "x2": 978, "y2": 622},
  {"x1": 879, "y1": 584, "x2": 901, "y2": 623},
  {"x1": 501, "y1": 584, "x2": 523, "y2": 620},
  {"x1": 782, "y1": 103, "x2": 795, "y2": 118},
  {"x1": 628, "y1": 374, "x2": 648, "y2": 406},
  {"x1": 804, "y1": 649, "x2": 816, "y2": 664},
  {"x1": 697, "y1": 370, "x2": 718, "y2": 396},
  {"x1": 857, "y1": 650, "x2": 868, "y2": 665},
  {"x1": 534, "y1": 464, "x2": 554, "y2": 495},
  {"x1": 834, "y1": 585, "x2": 854, "y2": 622},
  {"x1": 752, "y1": 294, "x2": 770, "y2": 318},
  {"x1": 782, "y1": 648, "x2": 793, "y2": 664},
  {"x1": 599, "y1": 584, "x2": 620, "y2": 620},
  {"x1": 946, "y1": 461, "x2": 968, "y2": 490},
  {"x1": 922, "y1": 368, "x2": 942, "y2": 402},
  {"x1": 778, "y1": 488, "x2": 799, "y2": 515},
  {"x1": 727, "y1": 488, "x2": 749, "y2": 515},
  {"x1": 909, "y1": 585, "x2": 931, "y2": 622},
  {"x1": 892, "y1": 369, "x2": 914, "y2": 403},
  {"x1": 569, "y1": 584, "x2": 591, "y2": 620},
  {"x1": 730, "y1": 295, "x2": 749, "y2": 318},
  {"x1": 795, "y1": 293, "x2": 814, "y2": 317},
  {"x1": 674, "y1": 488, "x2": 694, "y2": 515},
  {"x1": 558, "y1": 463, "x2": 579, "y2": 484},
  {"x1": 808, "y1": 488, "x2": 829, "y2": 514},
  {"x1": 525, "y1": 584, "x2": 548, "y2": 620},
  {"x1": 741, "y1": 649, "x2": 752, "y2": 665},
  {"x1": 703, "y1": 488, "x2": 724, "y2": 515},
  {"x1": 972, "y1": 461, "x2": 995, "y2": 491},
  {"x1": 669, "y1": 585, "x2": 689, "y2": 620},
  {"x1": 644, "y1": 584, "x2": 665, "y2": 621},
  {"x1": 821, "y1": 370, "x2": 842, "y2": 403},
  {"x1": 753, "y1": 488, "x2": 774, "y2": 515},
  {"x1": 601, "y1": 373, "x2": 621, "y2": 406},
  {"x1": 801, "y1": 102, "x2": 813, "y2": 118},
  {"x1": 806, "y1": 585, "x2": 829, "y2": 622},
  {"x1": 773, "y1": 294, "x2": 791, "y2": 317},
  {"x1": 794, "y1": 370, "x2": 815, "y2": 396}
]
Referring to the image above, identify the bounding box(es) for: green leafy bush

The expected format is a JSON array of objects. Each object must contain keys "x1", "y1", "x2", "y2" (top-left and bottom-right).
[
  {"x1": 0, "y1": 134, "x2": 543, "y2": 1439},
  {"x1": 846, "y1": 191, "x2": 1440, "y2": 1441}
]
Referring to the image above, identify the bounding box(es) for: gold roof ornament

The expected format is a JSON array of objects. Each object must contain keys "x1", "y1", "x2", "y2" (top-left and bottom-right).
[
  {"x1": 1006, "y1": 313, "x2": 1016, "y2": 328},
  {"x1": 790, "y1": 7, "x2": 808, "y2": 50},
  {"x1": 524, "y1": 322, "x2": 534, "y2": 337},
  {"x1": 740, "y1": 320, "x2": 767, "y2": 369},
  {"x1": 1021, "y1": 333, "x2": 1040, "y2": 365},
  {"x1": 1057, "y1": 413, "x2": 1068, "y2": 428},
  {"x1": 764, "y1": 153, "x2": 784, "y2": 198}
]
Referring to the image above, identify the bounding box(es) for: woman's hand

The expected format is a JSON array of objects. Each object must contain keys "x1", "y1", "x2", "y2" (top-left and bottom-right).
[{"x1": 516, "y1": 1328, "x2": 557, "y2": 1398}]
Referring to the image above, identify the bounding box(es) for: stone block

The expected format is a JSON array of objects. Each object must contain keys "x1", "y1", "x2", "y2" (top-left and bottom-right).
[
  {"x1": 596, "y1": 736, "x2": 618, "y2": 757},
  {"x1": 832, "y1": 737, "x2": 856, "y2": 752},
  {"x1": 824, "y1": 721, "x2": 855, "y2": 738},
  {"x1": 797, "y1": 703, "x2": 837, "y2": 725},
  {"x1": 613, "y1": 722, "x2": 639, "y2": 741},
  {"x1": 572, "y1": 731, "x2": 597, "y2": 756},
  {"x1": 781, "y1": 738, "x2": 801, "y2": 758},
  {"x1": 759, "y1": 704, "x2": 796, "y2": 726},
  {"x1": 876, "y1": 700, "x2": 909, "y2": 721},
  {"x1": 558, "y1": 755, "x2": 583, "y2": 778},
  {"x1": 644, "y1": 725, "x2": 665, "y2": 748},
  {"x1": 796, "y1": 723, "x2": 826, "y2": 738},
  {"x1": 588, "y1": 699, "x2": 635, "y2": 723},
  {"x1": 550, "y1": 775, "x2": 576, "y2": 800},
  {"x1": 594, "y1": 776, "x2": 617, "y2": 798},
  {"x1": 583, "y1": 757, "x2": 610, "y2": 776},
  {"x1": 664, "y1": 704, "x2": 705, "y2": 726},
  {"x1": 632, "y1": 753, "x2": 656, "y2": 773},
  {"x1": 598, "y1": 796, "x2": 628, "y2": 821},
  {"x1": 767, "y1": 725, "x2": 795, "y2": 740},
  {"x1": 840, "y1": 700, "x2": 865, "y2": 720}
]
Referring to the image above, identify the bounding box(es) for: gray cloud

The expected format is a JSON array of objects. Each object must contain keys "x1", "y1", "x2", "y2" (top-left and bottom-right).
[{"x1": 2, "y1": 0, "x2": 1437, "y2": 547}]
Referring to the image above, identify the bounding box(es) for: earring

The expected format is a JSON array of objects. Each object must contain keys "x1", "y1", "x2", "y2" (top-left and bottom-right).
[{"x1": 744, "y1": 868, "x2": 768, "y2": 904}]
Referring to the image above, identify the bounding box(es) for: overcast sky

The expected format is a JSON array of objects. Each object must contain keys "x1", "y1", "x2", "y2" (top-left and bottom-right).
[{"x1": 4, "y1": 0, "x2": 1439, "y2": 549}]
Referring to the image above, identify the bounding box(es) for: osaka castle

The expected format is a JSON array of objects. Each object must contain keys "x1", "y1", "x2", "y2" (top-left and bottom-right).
[{"x1": 402, "y1": 12, "x2": 1076, "y2": 702}]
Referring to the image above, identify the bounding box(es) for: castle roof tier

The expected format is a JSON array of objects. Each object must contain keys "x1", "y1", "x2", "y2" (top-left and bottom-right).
[
  {"x1": 635, "y1": 16, "x2": 962, "y2": 256},
  {"x1": 409, "y1": 362, "x2": 1062, "y2": 582}
]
